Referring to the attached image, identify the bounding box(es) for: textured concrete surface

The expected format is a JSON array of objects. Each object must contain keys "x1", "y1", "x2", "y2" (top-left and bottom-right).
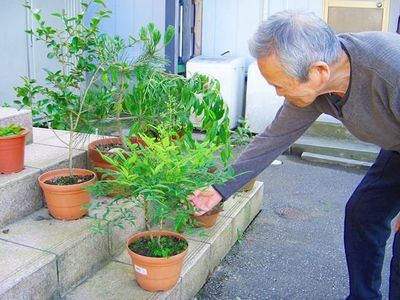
[
  {"x1": 0, "y1": 239, "x2": 57, "y2": 299},
  {"x1": 196, "y1": 155, "x2": 395, "y2": 300},
  {"x1": 301, "y1": 151, "x2": 372, "y2": 169},
  {"x1": 292, "y1": 135, "x2": 379, "y2": 162},
  {"x1": 0, "y1": 167, "x2": 43, "y2": 228}
]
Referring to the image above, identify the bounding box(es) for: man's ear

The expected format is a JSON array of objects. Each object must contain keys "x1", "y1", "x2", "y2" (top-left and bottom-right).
[{"x1": 309, "y1": 61, "x2": 330, "y2": 85}]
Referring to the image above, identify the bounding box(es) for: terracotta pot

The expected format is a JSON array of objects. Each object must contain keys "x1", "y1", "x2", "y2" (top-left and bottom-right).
[
  {"x1": 192, "y1": 210, "x2": 220, "y2": 228},
  {"x1": 88, "y1": 137, "x2": 146, "y2": 179},
  {"x1": 38, "y1": 168, "x2": 96, "y2": 220},
  {"x1": 126, "y1": 230, "x2": 188, "y2": 292},
  {"x1": 0, "y1": 128, "x2": 29, "y2": 174},
  {"x1": 241, "y1": 178, "x2": 256, "y2": 192}
]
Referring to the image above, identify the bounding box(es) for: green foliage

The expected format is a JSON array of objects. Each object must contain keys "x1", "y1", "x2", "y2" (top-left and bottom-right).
[
  {"x1": 129, "y1": 236, "x2": 188, "y2": 258},
  {"x1": 14, "y1": 3, "x2": 170, "y2": 171},
  {"x1": 87, "y1": 128, "x2": 234, "y2": 235},
  {"x1": 0, "y1": 124, "x2": 24, "y2": 137},
  {"x1": 230, "y1": 118, "x2": 254, "y2": 146},
  {"x1": 125, "y1": 68, "x2": 233, "y2": 165}
]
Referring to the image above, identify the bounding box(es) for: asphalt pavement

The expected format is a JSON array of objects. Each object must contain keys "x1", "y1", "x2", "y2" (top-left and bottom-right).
[{"x1": 195, "y1": 154, "x2": 395, "y2": 300}]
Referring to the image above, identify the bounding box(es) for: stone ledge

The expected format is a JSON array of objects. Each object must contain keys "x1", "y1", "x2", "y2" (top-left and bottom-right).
[
  {"x1": 65, "y1": 182, "x2": 264, "y2": 299},
  {"x1": 0, "y1": 198, "x2": 145, "y2": 298}
]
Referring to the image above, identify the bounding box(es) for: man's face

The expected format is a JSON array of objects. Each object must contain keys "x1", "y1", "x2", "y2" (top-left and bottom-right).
[{"x1": 257, "y1": 53, "x2": 321, "y2": 108}]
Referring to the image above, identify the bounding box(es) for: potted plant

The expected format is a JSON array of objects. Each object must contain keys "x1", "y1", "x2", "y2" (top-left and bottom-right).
[
  {"x1": 14, "y1": 1, "x2": 118, "y2": 220},
  {"x1": 87, "y1": 23, "x2": 233, "y2": 176},
  {"x1": 87, "y1": 22, "x2": 175, "y2": 177},
  {"x1": 88, "y1": 128, "x2": 234, "y2": 291},
  {"x1": 0, "y1": 124, "x2": 29, "y2": 174},
  {"x1": 126, "y1": 66, "x2": 233, "y2": 165}
]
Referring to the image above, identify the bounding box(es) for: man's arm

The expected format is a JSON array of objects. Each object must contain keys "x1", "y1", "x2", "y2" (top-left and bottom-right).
[{"x1": 213, "y1": 100, "x2": 321, "y2": 200}]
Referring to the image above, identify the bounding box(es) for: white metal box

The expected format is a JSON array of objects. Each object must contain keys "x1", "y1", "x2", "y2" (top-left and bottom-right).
[
  {"x1": 186, "y1": 55, "x2": 246, "y2": 128},
  {"x1": 245, "y1": 61, "x2": 285, "y2": 134}
]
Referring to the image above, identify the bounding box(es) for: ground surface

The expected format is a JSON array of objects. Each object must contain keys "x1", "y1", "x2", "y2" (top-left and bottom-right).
[{"x1": 195, "y1": 154, "x2": 395, "y2": 300}]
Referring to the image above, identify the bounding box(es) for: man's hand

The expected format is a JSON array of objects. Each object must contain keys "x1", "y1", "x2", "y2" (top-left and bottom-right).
[{"x1": 188, "y1": 187, "x2": 223, "y2": 216}]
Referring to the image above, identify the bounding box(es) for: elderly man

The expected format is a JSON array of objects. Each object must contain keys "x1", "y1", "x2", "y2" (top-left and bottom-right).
[{"x1": 189, "y1": 10, "x2": 400, "y2": 300}]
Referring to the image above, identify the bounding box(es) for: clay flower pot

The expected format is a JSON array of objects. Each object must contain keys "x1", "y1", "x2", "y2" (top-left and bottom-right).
[
  {"x1": 88, "y1": 137, "x2": 146, "y2": 179},
  {"x1": 126, "y1": 230, "x2": 188, "y2": 292},
  {"x1": 241, "y1": 178, "x2": 256, "y2": 192},
  {"x1": 0, "y1": 128, "x2": 29, "y2": 174},
  {"x1": 192, "y1": 209, "x2": 220, "y2": 228},
  {"x1": 38, "y1": 168, "x2": 96, "y2": 220}
]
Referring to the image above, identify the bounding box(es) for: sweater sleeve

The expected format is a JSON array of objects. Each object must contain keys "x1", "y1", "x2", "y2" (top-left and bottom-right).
[{"x1": 213, "y1": 100, "x2": 321, "y2": 200}]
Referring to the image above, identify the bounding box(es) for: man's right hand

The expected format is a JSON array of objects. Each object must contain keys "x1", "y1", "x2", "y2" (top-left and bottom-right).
[{"x1": 188, "y1": 187, "x2": 223, "y2": 216}]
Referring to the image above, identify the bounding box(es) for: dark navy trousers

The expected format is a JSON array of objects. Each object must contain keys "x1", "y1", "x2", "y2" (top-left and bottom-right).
[{"x1": 345, "y1": 149, "x2": 400, "y2": 300}]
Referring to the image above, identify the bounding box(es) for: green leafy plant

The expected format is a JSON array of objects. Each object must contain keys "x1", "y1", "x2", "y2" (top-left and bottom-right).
[
  {"x1": 14, "y1": 2, "x2": 170, "y2": 175},
  {"x1": 14, "y1": 1, "x2": 114, "y2": 176},
  {"x1": 230, "y1": 118, "x2": 254, "y2": 146},
  {"x1": 88, "y1": 128, "x2": 234, "y2": 255},
  {"x1": 125, "y1": 67, "x2": 233, "y2": 165},
  {"x1": 0, "y1": 124, "x2": 24, "y2": 137}
]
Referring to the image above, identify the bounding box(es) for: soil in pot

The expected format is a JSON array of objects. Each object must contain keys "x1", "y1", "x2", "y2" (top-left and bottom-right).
[
  {"x1": 126, "y1": 230, "x2": 188, "y2": 292},
  {"x1": 44, "y1": 174, "x2": 95, "y2": 185},
  {"x1": 129, "y1": 235, "x2": 188, "y2": 257}
]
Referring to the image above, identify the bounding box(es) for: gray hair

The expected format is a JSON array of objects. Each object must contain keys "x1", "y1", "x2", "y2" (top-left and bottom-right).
[{"x1": 249, "y1": 10, "x2": 341, "y2": 82}]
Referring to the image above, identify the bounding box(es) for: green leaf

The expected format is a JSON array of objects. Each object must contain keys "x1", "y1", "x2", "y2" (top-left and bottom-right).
[{"x1": 163, "y1": 26, "x2": 175, "y2": 45}]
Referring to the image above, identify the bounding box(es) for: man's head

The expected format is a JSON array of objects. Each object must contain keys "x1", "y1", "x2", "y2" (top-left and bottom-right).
[{"x1": 249, "y1": 10, "x2": 342, "y2": 107}]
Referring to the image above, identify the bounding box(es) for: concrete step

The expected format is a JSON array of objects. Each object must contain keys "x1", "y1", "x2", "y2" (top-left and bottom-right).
[
  {"x1": 65, "y1": 182, "x2": 264, "y2": 300},
  {"x1": 291, "y1": 136, "x2": 379, "y2": 163},
  {"x1": 0, "y1": 197, "x2": 145, "y2": 298},
  {"x1": 0, "y1": 108, "x2": 33, "y2": 144},
  {"x1": 301, "y1": 152, "x2": 373, "y2": 169},
  {"x1": 303, "y1": 120, "x2": 358, "y2": 142},
  {"x1": 0, "y1": 128, "x2": 90, "y2": 228}
]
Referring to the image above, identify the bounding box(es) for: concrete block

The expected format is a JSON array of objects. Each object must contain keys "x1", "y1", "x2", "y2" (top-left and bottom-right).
[
  {"x1": 66, "y1": 261, "x2": 181, "y2": 300},
  {"x1": 32, "y1": 127, "x2": 70, "y2": 143},
  {"x1": 0, "y1": 239, "x2": 57, "y2": 299},
  {"x1": 0, "y1": 209, "x2": 109, "y2": 296},
  {"x1": 35, "y1": 128, "x2": 103, "y2": 151},
  {"x1": 179, "y1": 239, "x2": 211, "y2": 300},
  {"x1": 189, "y1": 215, "x2": 234, "y2": 272},
  {"x1": 301, "y1": 151, "x2": 372, "y2": 169},
  {"x1": 292, "y1": 136, "x2": 379, "y2": 163},
  {"x1": 25, "y1": 143, "x2": 87, "y2": 171},
  {"x1": 0, "y1": 167, "x2": 43, "y2": 228},
  {"x1": 0, "y1": 108, "x2": 33, "y2": 144},
  {"x1": 222, "y1": 182, "x2": 264, "y2": 240}
]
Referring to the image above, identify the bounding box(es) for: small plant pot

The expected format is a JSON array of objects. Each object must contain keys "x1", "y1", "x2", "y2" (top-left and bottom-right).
[
  {"x1": 88, "y1": 137, "x2": 146, "y2": 179},
  {"x1": 0, "y1": 128, "x2": 29, "y2": 174},
  {"x1": 126, "y1": 230, "x2": 188, "y2": 292},
  {"x1": 192, "y1": 209, "x2": 220, "y2": 228},
  {"x1": 38, "y1": 168, "x2": 96, "y2": 220},
  {"x1": 241, "y1": 178, "x2": 256, "y2": 192}
]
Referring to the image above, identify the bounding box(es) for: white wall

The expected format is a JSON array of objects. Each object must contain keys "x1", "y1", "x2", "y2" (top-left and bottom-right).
[
  {"x1": 0, "y1": 1, "x2": 30, "y2": 105},
  {"x1": 86, "y1": 0, "x2": 165, "y2": 59},
  {"x1": 202, "y1": 0, "x2": 323, "y2": 69}
]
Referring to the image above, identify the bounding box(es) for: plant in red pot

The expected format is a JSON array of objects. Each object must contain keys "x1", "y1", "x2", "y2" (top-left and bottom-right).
[
  {"x1": 88, "y1": 129, "x2": 234, "y2": 292},
  {"x1": 87, "y1": 22, "x2": 176, "y2": 176},
  {"x1": 0, "y1": 124, "x2": 29, "y2": 174},
  {"x1": 13, "y1": 2, "x2": 119, "y2": 220}
]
